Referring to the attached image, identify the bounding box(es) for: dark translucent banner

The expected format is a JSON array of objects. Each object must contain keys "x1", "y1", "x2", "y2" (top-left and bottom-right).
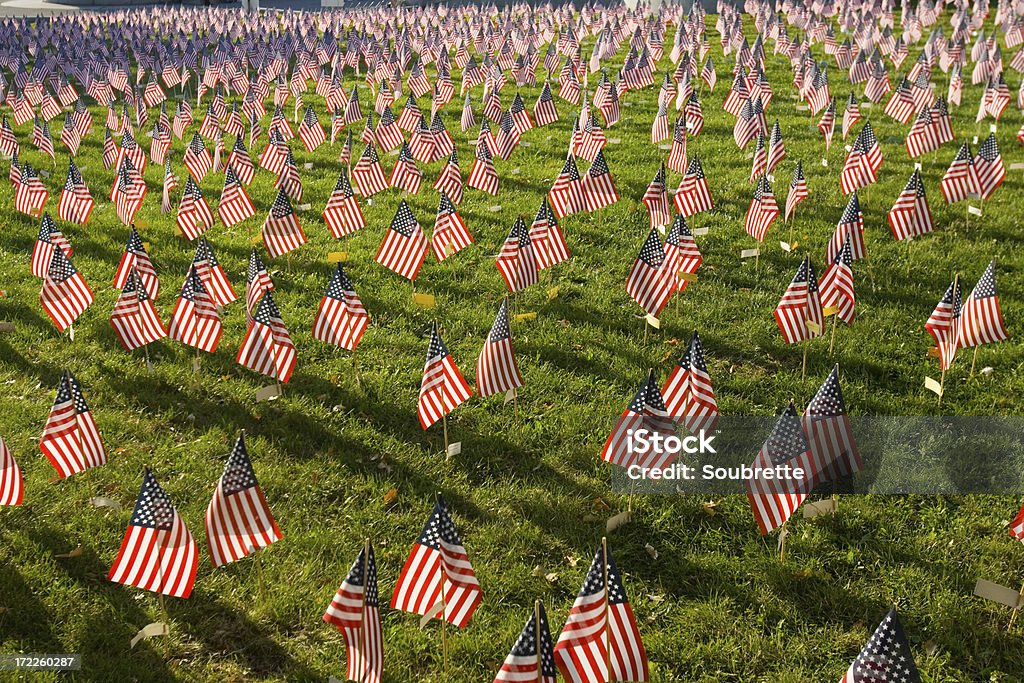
[{"x1": 608, "y1": 417, "x2": 1024, "y2": 495}]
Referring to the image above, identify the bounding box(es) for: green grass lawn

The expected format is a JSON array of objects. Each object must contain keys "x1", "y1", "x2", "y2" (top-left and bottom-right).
[{"x1": 1, "y1": 9, "x2": 1024, "y2": 682}]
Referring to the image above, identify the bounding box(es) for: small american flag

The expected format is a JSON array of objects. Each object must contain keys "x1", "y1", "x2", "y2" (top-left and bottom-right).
[
  {"x1": 40, "y1": 369, "x2": 106, "y2": 478},
  {"x1": 391, "y1": 495, "x2": 481, "y2": 627},
  {"x1": 192, "y1": 238, "x2": 237, "y2": 308},
  {"x1": 476, "y1": 299, "x2": 523, "y2": 399},
  {"x1": 549, "y1": 155, "x2": 584, "y2": 218},
  {"x1": 218, "y1": 165, "x2": 256, "y2": 228},
  {"x1": 925, "y1": 278, "x2": 963, "y2": 371},
  {"x1": 746, "y1": 402, "x2": 812, "y2": 534},
  {"x1": 818, "y1": 236, "x2": 856, "y2": 325},
  {"x1": 417, "y1": 322, "x2": 473, "y2": 430},
  {"x1": 744, "y1": 175, "x2": 779, "y2": 242},
  {"x1": 802, "y1": 364, "x2": 862, "y2": 486},
  {"x1": 297, "y1": 105, "x2": 326, "y2": 152},
  {"x1": 324, "y1": 169, "x2": 365, "y2": 238},
  {"x1": 496, "y1": 217, "x2": 539, "y2": 293},
  {"x1": 40, "y1": 247, "x2": 93, "y2": 332},
  {"x1": 108, "y1": 469, "x2": 198, "y2": 599},
  {"x1": 642, "y1": 164, "x2": 671, "y2": 229},
  {"x1": 887, "y1": 170, "x2": 934, "y2": 241},
  {"x1": 839, "y1": 608, "x2": 921, "y2": 683},
  {"x1": 113, "y1": 225, "x2": 159, "y2": 299},
  {"x1": 784, "y1": 161, "x2": 809, "y2": 222},
  {"x1": 827, "y1": 192, "x2": 865, "y2": 263},
  {"x1": 31, "y1": 213, "x2": 72, "y2": 279},
  {"x1": 167, "y1": 266, "x2": 222, "y2": 354},
  {"x1": 176, "y1": 175, "x2": 214, "y2": 241},
  {"x1": 940, "y1": 143, "x2": 981, "y2": 204},
  {"x1": 661, "y1": 329, "x2": 719, "y2": 433},
  {"x1": 601, "y1": 370, "x2": 675, "y2": 470},
  {"x1": 57, "y1": 158, "x2": 93, "y2": 225},
  {"x1": 109, "y1": 268, "x2": 167, "y2": 351},
  {"x1": 431, "y1": 192, "x2": 473, "y2": 262},
  {"x1": 352, "y1": 143, "x2": 388, "y2": 197},
  {"x1": 775, "y1": 257, "x2": 824, "y2": 345},
  {"x1": 0, "y1": 437, "x2": 23, "y2": 507},
  {"x1": 389, "y1": 141, "x2": 422, "y2": 195},
  {"x1": 205, "y1": 432, "x2": 282, "y2": 567},
  {"x1": 626, "y1": 228, "x2": 673, "y2": 318},
  {"x1": 467, "y1": 139, "x2": 500, "y2": 195},
  {"x1": 673, "y1": 157, "x2": 713, "y2": 217},
  {"x1": 496, "y1": 601, "x2": 557, "y2": 683},
  {"x1": 262, "y1": 188, "x2": 307, "y2": 259},
  {"x1": 312, "y1": 264, "x2": 368, "y2": 352},
  {"x1": 376, "y1": 199, "x2": 427, "y2": 281},
  {"x1": 663, "y1": 214, "x2": 702, "y2": 293},
  {"x1": 973, "y1": 134, "x2": 1005, "y2": 200},
  {"x1": 534, "y1": 81, "x2": 558, "y2": 126},
  {"x1": 528, "y1": 197, "x2": 570, "y2": 269},
  {"x1": 434, "y1": 148, "x2": 464, "y2": 205},
  {"x1": 323, "y1": 543, "x2": 383, "y2": 683},
  {"x1": 958, "y1": 260, "x2": 1009, "y2": 348},
  {"x1": 553, "y1": 540, "x2": 648, "y2": 683},
  {"x1": 236, "y1": 289, "x2": 297, "y2": 383},
  {"x1": 183, "y1": 131, "x2": 213, "y2": 182}
]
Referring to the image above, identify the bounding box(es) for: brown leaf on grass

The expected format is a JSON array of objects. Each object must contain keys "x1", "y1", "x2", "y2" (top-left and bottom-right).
[{"x1": 383, "y1": 488, "x2": 398, "y2": 505}]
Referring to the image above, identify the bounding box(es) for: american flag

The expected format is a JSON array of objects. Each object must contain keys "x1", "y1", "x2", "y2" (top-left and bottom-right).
[
  {"x1": 218, "y1": 165, "x2": 255, "y2": 228},
  {"x1": 313, "y1": 264, "x2": 368, "y2": 352},
  {"x1": 236, "y1": 289, "x2": 297, "y2": 383},
  {"x1": 601, "y1": 370, "x2": 674, "y2": 469},
  {"x1": 467, "y1": 139, "x2": 500, "y2": 195},
  {"x1": 828, "y1": 192, "x2": 865, "y2": 263},
  {"x1": 323, "y1": 544, "x2": 383, "y2": 683},
  {"x1": 376, "y1": 107, "x2": 405, "y2": 152},
  {"x1": 925, "y1": 278, "x2": 963, "y2": 372},
  {"x1": 108, "y1": 469, "x2": 198, "y2": 599},
  {"x1": 685, "y1": 93, "x2": 704, "y2": 136},
  {"x1": 14, "y1": 163, "x2": 48, "y2": 217},
  {"x1": 884, "y1": 78, "x2": 917, "y2": 124},
  {"x1": 663, "y1": 214, "x2": 702, "y2": 293},
  {"x1": 297, "y1": 105, "x2": 326, "y2": 152},
  {"x1": 205, "y1": 432, "x2": 282, "y2": 567},
  {"x1": 102, "y1": 128, "x2": 119, "y2": 169},
  {"x1": 661, "y1": 329, "x2": 719, "y2": 433},
  {"x1": 642, "y1": 165, "x2": 671, "y2": 229},
  {"x1": 245, "y1": 248, "x2": 274, "y2": 324},
  {"x1": 667, "y1": 116, "x2": 688, "y2": 174},
  {"x1": 958, "y1": 260, "x2": 1009, "y2": 348},
  {"x1": 40, "y1": 369, "x2": 106, "y2": 478},
  {"x1": 276, "y1": 146, "x2": 304, "y2": 203},
  {"x1": 60, "y1": 113, "x2": 81, "y2": 157},
  {"x1": 389, "y1": 142, "x2": 422, "y2": 195},
  {"x1": 390, "y1": 495, "x2": 481, "y2": 627},
  {"x1": 549, "y1": 155, "x2": 584, "y2": 218},
  {"x1": 887, "y1": 170, "x2": 934, "y2": 241},
  {"x1": 496, "y1": 601, "x2": 557, "y2": 683},
  {"x1": 802, "y1": 364, "x2": 862, "y2": 486},
  {"x1": 324, "y1": 169, "x2": 365, "y2": 238},
  {"x1": 262, "y1": 188, "x2": 307, "y2": 259},
  {"x1": 840, "y1": 122, "x2": 882, "y2": 195},
  {"x1": 626, "y1": 228, "x2": 674, "y2": 318},
  {"x1": 417, "y1": 322, "x2": 473, "y2": 430},
  {"x1": 784, "y1": 161, "x2": 809, "y2": 222},
  {"x1": 476, "y1": 299, "x2": 523, "y2": 399},
  {"x1": 31, "y1": 213, "x2": 72, "y2": 279},
  {"x1": 376, "y1": 199, "x2": 427, "y2": 281},
  {"x1": 532, "y1": 81, "x2": 557, "y2": 127},
  {"x1": 227, "y1": 136, "x2": 255, "y2": 186},
  {"x1": 352, "y1": 143, "x2": 388, "y2": 197},
  {"x1": 409, "y1": 116, "x2": 437, "y2": 163},
  {"x1": 183, "y1": 132, "x2": 212, "y2": 182},
  {"x1": 112, "y1": 159, "x2": 146, "y2": 226},
  {"x1": 940, "y1": 143, "x2": 981, "y2": 204},
  {"x1": 40, "y1": 247, "x2": 93, "y2": 332},
  {"x1": 431, "y1": 192, "x2": 473, "y2": 262},
  {"x1": 842, "y1": 93, "x2": 861, "y2": 140},
  {"x1": 496, "y1": 217, "x2": 539, "y2": 293},
  {"x1": 343, "y1": 87, "x2": 364, "y2": 126},
  {"x1": 817, "y1": 98, "x2": 836, "y2": 151},
  {"x1": 582, "y1": 149, "x2": 618, "y2": 212},
  {"x1": 749, "y1": 134, "x2": 768, "y2": 183},
  {"x1": 745, "y1": 175, "x2": 779, "y2": 242},
  {"x1": 110, "y1": 268, "x2": 167, "y2": 351},
  {"x1": 674, "y1": 157, "x2": 713, "y2": 217},
  {"x1": 528, "y1": 197, "x2": 570, "y2": 269},
  {"x1": 765, "y1": 120, "x2": 786, "y2": 175},
  {"x1": 775, "y1": 257, "x2": 824, "y2": 345},
  {"x1": 746, "y1": 403, "x2": 812, "y2": 534},
  {"x1": 0, "y1": 116, "x2": 18, "y2": 157},
  {"x1": 553, "y1": 540, "x2": 648, "y2": 683},
  {"x1": 176, "y1": 175, "x2": 214, "y2": 241},
  {"x1": 973, "y1": 134, "x2": 1005, "y2": 200},
  {"x1": 1010, "y1": 504, "x2": 1024, "y2": 543},
  {"x1": 839, "y1": 608, "x2": 921, "y2": 683},
  {"x1": 167, "y1": 266, "x2": 222, "y2": 354},
  {"x1": 905, "y1": 106, "x2": 939, "y2": 158},
  {"x1": 113, "y1": 225, "x2": 159, "y2": 299},
  {"x1": 0, "y1": 437, "x2": 23, "y2": 507},
  {"x1": 434, "y1": 148, "x2": 464, "y2": 205},
  {"x1": 259, "y1": 128, "x2": 288, "y2": 175},
  {"x1": 192, "y1": 238, "x2": 237, "y2": 308},
  {"x1": 161, "y1": 159, "x2": 178, "y2": 214},
  {"x1": 818, "y1": 236, "x2": 856, "y2": 325}
]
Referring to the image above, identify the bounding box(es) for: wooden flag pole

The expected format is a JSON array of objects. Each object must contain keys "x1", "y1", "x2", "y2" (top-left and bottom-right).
[
  {"x1": 253, "y1": 546, "x2": 267, "y2": 602},
  {"x1": 361, "y1": 538, "x2": 371, "y2": 679},
  {"x1": 828, "y1": 315, "x2": 838, "y2": 356},
  {"x1": 602, "y1": 536, "x2": 611, "y2": 679},
  {"x1": 441, "y1": 379, "x2": 450, "y2": 458},
  {"x1": 970, "y1": 347, "x2": 979, "y2": 378},
  {"x1": 938, "y1": 367, "x2": 947, "y2": 408},
  {"x1": 439, "y1": 563, "x2": 449, "y2": 674},
  {"x1": 801, "y1": 341, "x2": 808, "y2": 380},
  {"x1": 534, "y1": 599, "x2": 542, "y2": 683},
  {"x1": 1008, "y1": 582, "x2": 1024, "y2": 630},
  {"x1": 779, "y1": 521, "x2": 789, "y2": 562}
]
